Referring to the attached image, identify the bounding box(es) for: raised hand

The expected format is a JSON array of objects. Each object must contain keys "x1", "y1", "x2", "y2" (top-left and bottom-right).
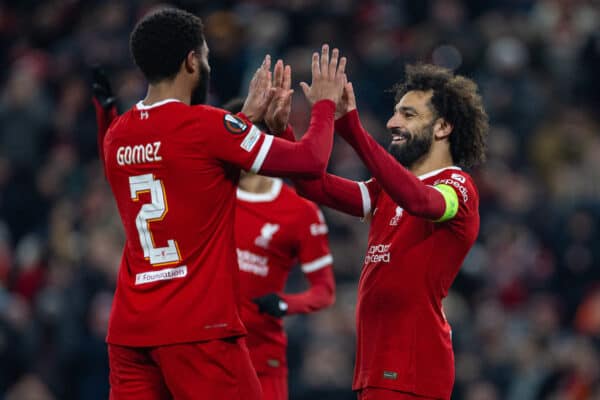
[
  {"x1": 91, "y1": 66, "x2": 117, "y2": 109},
  {"x1": 242, "y1": 55, "x2": 275, "y2": 123},
  {"x1": 335, "y1": 80, "x2": 357, "y2": 120},
  {"x1": 265, "y1": 59, "x2": 294, "y2": 134},
  {"x1": 300, "y1": 44, "x2": 346, "y2": 106}
]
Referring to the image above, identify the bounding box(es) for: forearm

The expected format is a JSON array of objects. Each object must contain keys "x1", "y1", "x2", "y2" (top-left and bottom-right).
[
  {"x1": 273, "y1": 123, "x2": 367, "y2": 216},
  {"x1": 336, "y1": 111, "x2": 445, "y2": 219},
  {"x1": 257, "y1": 100, "x2": 335, "y2": 178},
  {"x1": 294, "y1": 174, "x2": 366, "y2": 217},
  {"x1": 279, "y1": 267, "x2": 335, "y2": 314}
]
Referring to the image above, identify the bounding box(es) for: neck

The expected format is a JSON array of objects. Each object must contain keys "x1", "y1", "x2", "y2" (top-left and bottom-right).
[
  {"x1": 409, "y1": 143, "x2": 454, "y2": 177},
  {"x1": 143, "y1": 75, "x2": 192, "y2": 106},
  {"x1": 238, "y1": 174, "x2": 274, "y2": 194}
]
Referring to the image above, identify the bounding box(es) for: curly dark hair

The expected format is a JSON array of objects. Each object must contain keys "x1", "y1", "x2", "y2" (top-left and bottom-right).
[
  {"x1": 130, "y1": 8, "x2": 205, "y2": 83},
  {"x1": 393, "y1": 64, "x2": 488, "y2": 168}
]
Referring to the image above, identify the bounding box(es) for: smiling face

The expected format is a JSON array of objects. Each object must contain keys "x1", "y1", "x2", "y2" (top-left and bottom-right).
[{"x1": 386, "y1": 90, "x2": 438, "y2": 168}]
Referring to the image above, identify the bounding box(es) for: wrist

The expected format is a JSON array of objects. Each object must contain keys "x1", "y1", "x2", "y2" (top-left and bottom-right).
[
  {"x1": 240, "y1": 108, "x2": 260, "y2": 123},
  {"x1": 335, "y1": 106, "x2": 356, "y2": 121},
  {"x1": 236, "y1": 112, "x2": 253, "y2": 125},
  {"x1": 334, "y1": 108, "x2": 361, "y2": 142},
  {"x1": 265, "y1": 119, "x2": 284, "y2": 135},
  {"x1": 312, "y1": 99, "x2": 336, "y2": 113}
]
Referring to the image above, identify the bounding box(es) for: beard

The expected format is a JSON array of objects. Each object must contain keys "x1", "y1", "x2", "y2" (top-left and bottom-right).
[
  {"x1": 190, "y1": 63, "x2": 210, "y2": 105},
  {"x1": 388, "y1": 122, "x2": 434, "y2": 168}
]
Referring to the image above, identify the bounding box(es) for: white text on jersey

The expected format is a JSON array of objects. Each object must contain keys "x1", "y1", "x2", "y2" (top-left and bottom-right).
[
  {"x1": 433, "y1": 178, "x2": 469, "y2": 202},
  {"x1": 117, "y1": 141, "x2": 162, "y2": 166},
  {"x1": 365, "y1": 243, "x2": 391, "y2": 264},
  {"x1": 237, "y1": 249, "x2": 269, "y2": 276}
]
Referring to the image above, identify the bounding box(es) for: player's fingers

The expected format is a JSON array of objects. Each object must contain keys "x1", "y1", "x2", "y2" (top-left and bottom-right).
[
  {"x1": 328, "y1": 48, "x2": 339, "y2": 80},
  {"x1": 320, "y1": 44, "x2": 329, "y2": 79},
  {"x1": 249, "y1": 67, "x2": 261, "y2": 90},
  {"x1": 299, "y1": 82, "x2": 310, "y2": 99},
  {"x1": 274, "y1": 60, "x2": 284, "y2": 88},
  {"x1": 284, "y1": 89, "x2": 294, "y2": 106},
  {"x1": 337, "y1": 56, "x2": 347, "y2": 78},
  {"x1": 346, "y1": 82, "x2": 356, "y2": 106},
  {"x1": 264, "y1": 71, "x2": 273, "y2": 96},
  {"x1": 311, "y1": 52, "x2": 320, "y2": 81},
  {"x1": 283, "y1": 65, "x2": 292, "y2": 91},
  {"x1": 264, "y1": 54, "x2": 271, "y2": 72}
]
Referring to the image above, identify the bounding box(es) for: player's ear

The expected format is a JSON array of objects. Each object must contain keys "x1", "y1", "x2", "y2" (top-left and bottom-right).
[
  {"x1": 434, "y1": 118, "x2": 452, "y2": 140},
  {"x1": 184, "y1": 50, "x2": 198, "y2": 74}
]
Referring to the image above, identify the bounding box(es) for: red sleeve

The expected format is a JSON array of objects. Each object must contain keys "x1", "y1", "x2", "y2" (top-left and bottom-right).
[
  {"x1": 279, "y1": 267, "x2": 335, "y2": 315},
  {"x1": 278, "y1": 123, "x2": 378, "y2": 217},
  {"x1": 335, "y1": 110, "x2": 446, "y2": 220},
  {"x1": 430, "y1": 171, "x2": 480, "y2": 235},
  {"x1": 279, "y1": 203, "x2": 335, "y2": 314},
  {"x1": 204, "y1": 100, "x2": 335, "y2": 178},
  {"x1": 294, "y1": 174, "x2": 376, "y2": 218},
  {"x1": 92, "y1": 97, "x2": 117, "y2": 176},
  {"x1": 201, "y1": 108, "x2": 272, "y2": 171},
  {"x1": 257, "y1": 100, "x2": 336, "y2": 178}
]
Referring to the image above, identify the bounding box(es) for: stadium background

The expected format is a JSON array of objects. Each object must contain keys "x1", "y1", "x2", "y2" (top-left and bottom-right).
[{"x1": 1, "y1": 0, "x2": 600, "y2": 399}]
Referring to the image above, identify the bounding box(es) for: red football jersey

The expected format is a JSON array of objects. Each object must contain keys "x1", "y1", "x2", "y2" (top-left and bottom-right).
[
  {"x1": 103, "y1": 99, "x2": 275, "y2": 346},
  {"x1": 235, "y1": 178, "x2": 333, "y2": 375},
  {"x1": 353, "y1": 167, "x2": 479, "y2": 399}
]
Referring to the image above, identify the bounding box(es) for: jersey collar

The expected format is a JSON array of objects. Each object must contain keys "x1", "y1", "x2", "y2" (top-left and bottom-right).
[
  {"x1": 135, "y1": 98, "x2": 183, "y2": 110},
  {"x1": 237, "y1": 178, "x2": 283, "y2": 202},
  {"x1": 418, "y1": 166, "x2": 461, "y2": 181}
]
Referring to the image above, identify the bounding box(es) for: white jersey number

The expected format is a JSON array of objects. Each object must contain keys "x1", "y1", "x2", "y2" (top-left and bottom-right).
[{"x1": 129, "y1": 174, "x2": 181, "y2": 266}]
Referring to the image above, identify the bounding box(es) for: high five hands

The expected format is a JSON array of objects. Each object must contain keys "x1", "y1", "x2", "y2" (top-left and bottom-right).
[
  {"x1": 243, "y1": 44, "x2": 355, "y2": 128},
  {"x1": 300, "y1": 44, "x2": 347, "y2": 107},
  {"x1": 265, "y1": 59, "x2": 293, "y2": 134}
]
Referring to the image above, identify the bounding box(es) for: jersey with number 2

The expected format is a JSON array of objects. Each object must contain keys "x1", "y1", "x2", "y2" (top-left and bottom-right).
[{"x1": 103, "y1": 99, "x2": 273, "y2": 347}]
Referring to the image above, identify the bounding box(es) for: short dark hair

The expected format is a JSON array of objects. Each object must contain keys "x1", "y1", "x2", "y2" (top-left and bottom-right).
[
  {"x1": 130, "y1": 8, "x2": 205, "y2": 83},
  {"x1": 393, "y1": 64, "x2": 488, "y2": 168}
]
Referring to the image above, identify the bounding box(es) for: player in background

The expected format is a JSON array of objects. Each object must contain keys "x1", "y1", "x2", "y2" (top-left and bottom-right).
[
  {"x1": 95, "y1": 7, "x2": 346, "y2": 400},
  {"x1": 222, "y1": 91, "x2": 335, "y2": 400},
  {"x1": 286, "y1": 64, "x2": 489, "y2": 400}
]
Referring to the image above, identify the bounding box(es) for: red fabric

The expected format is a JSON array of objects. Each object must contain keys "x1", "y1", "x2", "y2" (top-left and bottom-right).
[
  {"x1": 280, "y1": 267, "x2": 334, "y2": 314},
  {"x1": 259, "y1": 375, "x2": 288, "y2": 400},
  {"x1": 104, "y1": 101, "x2": 270, "y2": 346},
  {"x1": 352, "y1": 168, "x2": 479, "y2": 399},
  {"x1": 277, "y1": 124, "x2": 366, "y2": 217},
  {"x1": 278, "y1": 124, "x2": 296, "y2": 142},
  {"x1": 102, "y1": 97, "x2": 337, "y2": 346},
  {"x1": 259, "y1": 100, "x2": 335, "y2": 178},
  {"x1": 335, "y1": 111, "x2": 446, "y2": 220},
  {"x1": 294, "y1": 174, "x2": 366, "y2": 217},
  {"x1": 358, "y1": 387, "x2": 440, "y2": 400},
  {"x1": 236, "y1": 180, "x2": 334, "y2": 375},
  {"x1": 108, "y1": 338, "x2": 261, "y2": 400},
  {"x1": 92, "y1": 97, "x2": 117, "y2": 176}
]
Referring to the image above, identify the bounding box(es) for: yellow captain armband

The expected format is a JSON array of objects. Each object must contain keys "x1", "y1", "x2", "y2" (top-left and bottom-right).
[{"x1": 433, "y1": 184, "x2": 459, "y2": 222}]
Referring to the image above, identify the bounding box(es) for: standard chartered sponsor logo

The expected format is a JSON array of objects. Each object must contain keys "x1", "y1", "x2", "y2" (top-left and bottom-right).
[
  {"x1": 364, "y1": 243, "x2": 391, "y2": 264},
  {"x1": 237, "y1": 249, "x2": 269, "y2": 276},
  {"x1": 135, "y1": 265, "x2": 187, "y2": 285},
  {"x1": 434, "y1": 178, "x2": 469, "y2": 202}
]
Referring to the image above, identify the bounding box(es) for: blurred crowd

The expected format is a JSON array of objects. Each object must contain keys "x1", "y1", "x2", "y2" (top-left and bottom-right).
[{"x1": 1, "y1": 0, "x2": 600, "y2": 399}]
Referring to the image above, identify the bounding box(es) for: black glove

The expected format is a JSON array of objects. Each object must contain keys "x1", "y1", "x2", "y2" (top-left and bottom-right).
[
  {"x1": 91, "y1": 66, "x2": 117, "y2": 109},
  {"x1": 253, "y1": 293, "x2": 288, "y2": 318}
]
